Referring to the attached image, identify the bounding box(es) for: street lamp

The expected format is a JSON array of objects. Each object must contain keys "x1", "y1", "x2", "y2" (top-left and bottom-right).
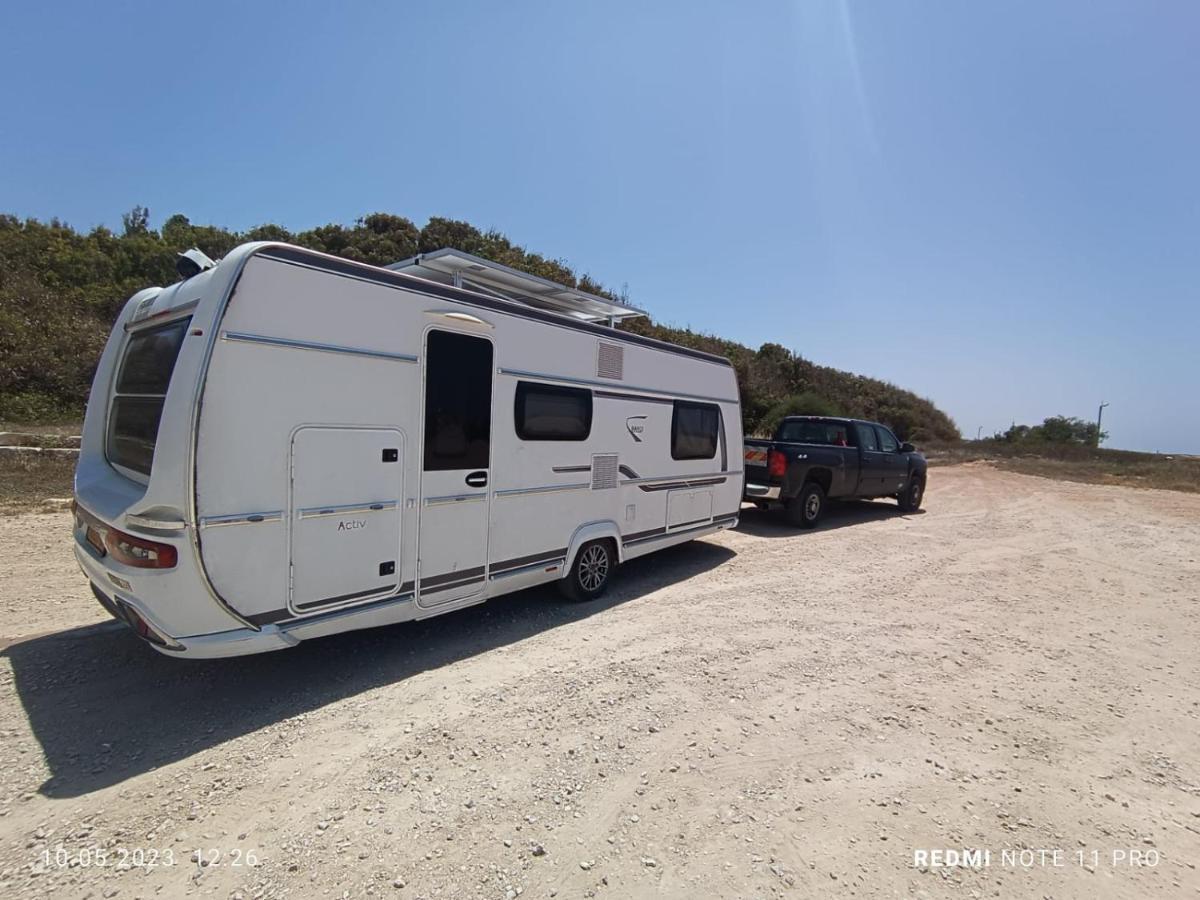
[{"x1": 1096, "y1": 401, "x2": 1109, "y2": 448}]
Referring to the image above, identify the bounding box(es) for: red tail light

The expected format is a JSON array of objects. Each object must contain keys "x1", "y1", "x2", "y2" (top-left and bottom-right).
[
  {"x1": 768, "y1": 449, "x2": 787, "y2": 478},
  {"x1": 106, "y1": 530, "x2": 178, "y2": 569},
  {"x1": 75, "y1": 503, "x2": 177, "y2": 569}
]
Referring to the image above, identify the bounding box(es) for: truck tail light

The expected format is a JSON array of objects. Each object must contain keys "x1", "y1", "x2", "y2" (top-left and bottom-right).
[{"x1": 768, "y1": 449, "x2": 787, "y2": 478}]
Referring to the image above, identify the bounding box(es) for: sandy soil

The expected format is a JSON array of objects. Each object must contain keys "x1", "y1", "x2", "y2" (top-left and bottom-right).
[{"x1": 0, "y1": 465, "x2": 1197, "y2": 899}]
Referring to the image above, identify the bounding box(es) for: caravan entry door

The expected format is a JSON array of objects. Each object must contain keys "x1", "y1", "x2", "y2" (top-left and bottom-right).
[{"x1": 416, "y1": 330, "x2": 493, "y2": 608}]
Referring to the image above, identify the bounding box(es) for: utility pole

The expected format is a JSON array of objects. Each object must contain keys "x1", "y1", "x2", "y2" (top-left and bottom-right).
[{"x1": 1096, "y1": 401, "x2": 1109, "y2": 448}]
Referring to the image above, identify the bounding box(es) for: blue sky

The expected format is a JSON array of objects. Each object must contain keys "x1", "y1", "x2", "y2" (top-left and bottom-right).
[{"x1": 2, "y1": 1, "x2": 1197, "y2": 451}]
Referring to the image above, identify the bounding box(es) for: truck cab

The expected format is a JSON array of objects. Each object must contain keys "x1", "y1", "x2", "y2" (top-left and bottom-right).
[{"x1": 742, "y1": 416, "x2": 927, "y2": 527}]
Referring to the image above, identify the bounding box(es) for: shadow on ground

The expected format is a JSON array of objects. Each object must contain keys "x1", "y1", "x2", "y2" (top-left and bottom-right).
[
  {"x1": 4, "y1": 540, "x2": 734, "y2": 799},
  {"x1": 735, "y1": 499, "x2": 925, "y2": 537}
]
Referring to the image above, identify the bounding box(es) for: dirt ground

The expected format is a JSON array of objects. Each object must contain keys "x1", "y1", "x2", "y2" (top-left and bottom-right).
[{"x1": 0, "y1": 464, "x2": 1197, "y2": 899}]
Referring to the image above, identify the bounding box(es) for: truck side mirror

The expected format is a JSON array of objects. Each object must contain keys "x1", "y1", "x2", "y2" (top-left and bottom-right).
[{"x1": 900, "y1": 442, "x2": 915, "y2": 453}]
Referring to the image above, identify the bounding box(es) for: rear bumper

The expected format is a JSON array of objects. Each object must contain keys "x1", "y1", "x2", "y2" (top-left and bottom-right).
[
  {"x1": 743, "y1": 483, "x2": 781, "y2": 501},
  {"x1": 77, "y1": 544, "x2": 296, "y2": 658}
]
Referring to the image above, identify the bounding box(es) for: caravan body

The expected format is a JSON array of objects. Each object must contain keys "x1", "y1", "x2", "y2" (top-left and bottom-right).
[{"x1": 73, "y1": 243, "x2": 743, "y2": 657}]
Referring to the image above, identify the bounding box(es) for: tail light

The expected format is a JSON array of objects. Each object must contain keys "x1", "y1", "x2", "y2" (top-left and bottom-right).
[
  {"x1": 106, "y1": 531, "x2": 178, "y2": 569},
  {"x1": 74, "y1": 502, "x2": 177, "y2": 569},
  {"x1": 768, "y1": 449, "x2": 787, "y2": 478}
]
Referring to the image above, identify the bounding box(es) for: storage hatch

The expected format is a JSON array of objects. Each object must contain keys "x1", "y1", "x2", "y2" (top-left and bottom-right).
[{"x1": 288, "y1": 427, "x2": 405, "y2": 614}]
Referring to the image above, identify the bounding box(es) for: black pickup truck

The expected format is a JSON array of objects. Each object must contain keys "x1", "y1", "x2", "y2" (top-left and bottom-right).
[{"x1": 743, "y1": 416, "x2": 927, "y2": 527}]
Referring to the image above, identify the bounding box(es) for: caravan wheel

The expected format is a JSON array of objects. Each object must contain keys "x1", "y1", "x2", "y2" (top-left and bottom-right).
[{"x1": 558, "y1": 540, "x2": 614, "y2": 602}]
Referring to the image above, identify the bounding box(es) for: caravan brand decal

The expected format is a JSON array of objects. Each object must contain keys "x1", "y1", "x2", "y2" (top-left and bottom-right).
[
  {"x1": 626, "y1": 416, "x2": 647, "y2": 442},
  {"x1": 337, "y1": 519, "x2": 367, "y2": 532}
]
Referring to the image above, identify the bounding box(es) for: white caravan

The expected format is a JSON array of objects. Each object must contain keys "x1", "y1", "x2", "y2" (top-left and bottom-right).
[{"x1": 72, "y1": 243, "x2": 743, "y2": 658}]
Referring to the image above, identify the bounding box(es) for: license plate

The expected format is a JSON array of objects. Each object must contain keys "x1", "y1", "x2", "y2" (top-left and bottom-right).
[{"x1": 744, "y1": 447, "x2": 768, "y2": 466}]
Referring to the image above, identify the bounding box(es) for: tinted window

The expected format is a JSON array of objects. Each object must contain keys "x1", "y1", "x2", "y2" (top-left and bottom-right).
[
  {"x1": 777, "y1": 420, "x2": 850, "y2": 446},
  {"x1": 423, "y1": 331, "x2": 493, "y2": 471},
  {"x1": 515, "y1": 382, "x2": 592, "y2": 441},
  {"x1": 672, "y1": 401, "x2": 719, "y2": 460},
  {"x1": 107, "y1": 318, "x2": 190, "y2": 477},
  {"x1": 855, "y1": 423, "x2": 878, "y2": 451},
  {"x1": 116, "y1": 320, "x2": 189, "y2": 394},
  {"x1": 108, "y1": 398, "x2": 165, "y2": 477},
  {"x1": 876, "y1": 426, "x2": 899, "y2": 452}
]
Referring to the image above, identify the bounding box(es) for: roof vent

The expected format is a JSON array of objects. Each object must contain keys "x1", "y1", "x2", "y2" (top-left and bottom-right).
[
  {"x1": 597, "y1": 341, "x2": 624, "y2": 380},
  {"x1": 591, "y1": 454, "x2": 619, "y2": 490}
]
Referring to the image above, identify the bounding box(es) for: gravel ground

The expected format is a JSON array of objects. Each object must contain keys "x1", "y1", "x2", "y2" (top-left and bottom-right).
[{"x1": 0, "y1": 464, "x2": 1197, "y2": 899}]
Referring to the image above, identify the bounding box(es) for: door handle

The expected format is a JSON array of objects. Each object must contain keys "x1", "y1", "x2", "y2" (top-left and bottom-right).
[{"x1": 465, "y1": 471, "x2": 488, "y2": 487}]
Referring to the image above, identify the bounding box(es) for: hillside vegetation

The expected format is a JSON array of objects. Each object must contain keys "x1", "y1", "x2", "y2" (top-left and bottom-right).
[{"x1": 0, "y1": 209, "x2": 958, "y2": 440}]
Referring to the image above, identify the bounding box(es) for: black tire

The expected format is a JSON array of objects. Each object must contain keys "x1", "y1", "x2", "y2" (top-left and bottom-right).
[
  {"x1": 558, "y1": 539, "x2": 615, "y2": 602},
  {"x1": 898, "y1": 475, "x2": 925, "y2": 512},
  {"x1": 785, "y1": 481, "x2": 826, "y2": 529}
]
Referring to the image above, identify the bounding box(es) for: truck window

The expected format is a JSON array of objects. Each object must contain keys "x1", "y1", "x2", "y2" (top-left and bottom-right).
[
  {"x1": 515, "y1": 382, "x2": 592, "y2": 441},
  {"x1": 854, "y1": 423, "x2": 878, "y2": 451},
  {"x1": 876, "y1": 426, "x2": 899, "y2": 452},
  {"x1": 107, "y1": 318, "x2": 190, "y2": 477},
  {"x1": 777, "y1": 420, "x2": 849, "y2": 446},
  {"x1": 671, "y1": 400, "x2": 719, "y2": 460}
]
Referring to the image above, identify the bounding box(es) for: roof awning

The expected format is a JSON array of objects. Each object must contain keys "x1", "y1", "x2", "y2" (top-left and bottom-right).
[{"x1": 388, "y1": 248, "x2": 645, "y2": 324}]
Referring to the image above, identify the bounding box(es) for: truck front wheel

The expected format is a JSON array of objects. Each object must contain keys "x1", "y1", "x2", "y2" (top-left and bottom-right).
[
  {"x1": 786, "y1": 482, "x2": 826, "y2": 529},
  {"x1": 898, "y1": 475, "x2": 925, "y2": 512}
]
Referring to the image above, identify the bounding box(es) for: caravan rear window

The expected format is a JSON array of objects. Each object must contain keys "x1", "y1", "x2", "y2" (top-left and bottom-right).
[{"x1": 107, "y1": 318, "x2": 190, "y2": 477}]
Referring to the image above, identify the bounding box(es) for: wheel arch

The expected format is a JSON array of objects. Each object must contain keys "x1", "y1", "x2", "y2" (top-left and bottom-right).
[
  {"x1": 563, "y1": 520, "x2": 624, "y2": 577},
  {"x1": 804, "y1": 466, "x2": 833, "y2": 495}
]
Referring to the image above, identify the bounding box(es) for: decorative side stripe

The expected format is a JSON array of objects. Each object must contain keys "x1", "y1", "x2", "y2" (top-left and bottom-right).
[
  {"x1": 421, "y1": 575, "x2": 485, "y2": 595},
  {"x1": 494, "y1": 483, "x2": 589, "y2": 498},
  {"x1": 221, "y1": 330, "x2": 419, "y2": 364},
  {"x1": 491, "y1": 548, "x2": 569, "y2": 574},
  {"x1": 295, "y1": 584, "x2": 393, "y2": 612},
  {"x1": 498, "y1": 368, "x2": 738, "y2": 406},
  {"x1": 199, "y1": 510, "x2": 284, "y2": 529},
  {"x1": 420, "y1": 566, "x2": 485, "y2": 589},
  {"x1": 297, "y1": 500, "x2": 398, "y2": 519},
  {"x1": 424, "y1": 492, "x2": 487, "y2": 506},
  {"x1": 246, "y1": 581, "x2": 415, "y2": 626},
  {"x1": 637, "y1": 476, "x2": 727, "y2": 493},
  {"x1": 622, "y1": 526, "x2": 666, "y2": 543}
]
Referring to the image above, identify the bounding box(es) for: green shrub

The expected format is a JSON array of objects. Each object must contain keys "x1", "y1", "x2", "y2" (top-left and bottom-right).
[
  {"x1": 0, "y1": 208, "x2": 961, "y2": 442},
  {"x1": 756, "y1": 393, "x2": 843, "y2": 436}
]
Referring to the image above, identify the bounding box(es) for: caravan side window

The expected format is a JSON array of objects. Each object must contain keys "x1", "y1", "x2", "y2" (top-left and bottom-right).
[
  {"x1": 671, "y1": 400, "x2": 720, "y2": 460},
  {"x1": 515, "y1": 382, "x2": 592, "y2": 441}
]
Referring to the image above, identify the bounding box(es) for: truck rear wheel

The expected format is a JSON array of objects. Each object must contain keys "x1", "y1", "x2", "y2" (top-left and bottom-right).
[
  {"x1": 898, "y1": 475, "x2": 925, "y2": 512},
  {"x1": 786, "y1": 482, "x2": 826, "y2": 529},
  {"x1": 558, "y1": 539, "x2": 615, "y2": 602}
]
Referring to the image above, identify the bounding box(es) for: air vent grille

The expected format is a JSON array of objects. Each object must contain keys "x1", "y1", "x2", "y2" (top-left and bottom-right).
[
  {"x1": 591, "y1": 454, "x2": 619, "y2": 490},
  {"x1": 597, "y1": 341, "x2": 624, "y2": 380}
]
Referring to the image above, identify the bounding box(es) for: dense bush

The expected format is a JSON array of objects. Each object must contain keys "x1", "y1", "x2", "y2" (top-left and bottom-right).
[
  {"x1": 756, "y1": 393, "x2": 844, "y2": 436},
  {"x1": 0, "y1": 208, "x2": 960, "y2": 441},
  {"x1": 995, "y1": 416, "x2": 1105, "y2": 447}
]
